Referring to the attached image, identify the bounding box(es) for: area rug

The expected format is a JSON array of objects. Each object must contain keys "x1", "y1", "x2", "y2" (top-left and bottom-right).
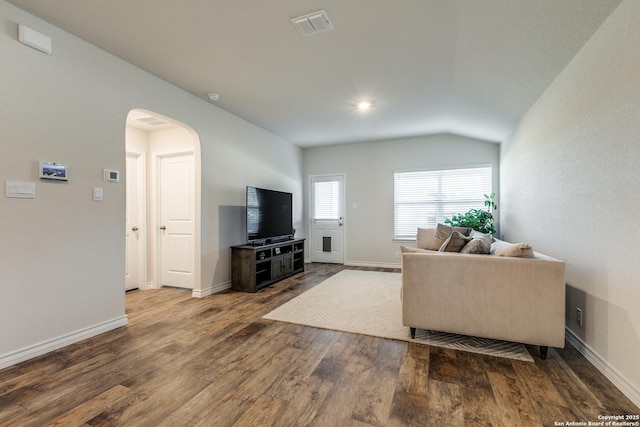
[{"x1": 263, "y1": 270, "x2": 534, "y2": 362}]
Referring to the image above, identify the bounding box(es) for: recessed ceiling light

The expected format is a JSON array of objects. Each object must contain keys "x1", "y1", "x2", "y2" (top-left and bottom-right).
[{"x1": 357, "y1": 101, "x2": 371, "y2": 111}]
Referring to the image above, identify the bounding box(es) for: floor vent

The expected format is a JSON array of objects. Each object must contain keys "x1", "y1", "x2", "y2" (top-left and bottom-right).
[{"x1": 291, "y1": 10, "x2": 334, "y2": 37}]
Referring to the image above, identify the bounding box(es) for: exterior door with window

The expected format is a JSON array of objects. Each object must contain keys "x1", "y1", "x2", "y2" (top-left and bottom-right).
[{"x1": 310, "y1": 175, "x2": 344, "y2": 264}]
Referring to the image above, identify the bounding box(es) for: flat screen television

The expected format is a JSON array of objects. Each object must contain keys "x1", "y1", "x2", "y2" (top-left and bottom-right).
[{"x1": 246, "y1": 186, "x2": 293, "y2": 244}]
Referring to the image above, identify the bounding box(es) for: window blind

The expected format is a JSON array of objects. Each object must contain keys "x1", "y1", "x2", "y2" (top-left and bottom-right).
[
  {"x1": 313, "y1": 180, "x2": 340, "y2": 220},
  {"x1": 394, "y1": 166, "x2": 492, "y2": 240}
]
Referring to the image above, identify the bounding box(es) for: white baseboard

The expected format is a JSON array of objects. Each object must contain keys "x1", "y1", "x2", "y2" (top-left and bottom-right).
[
  {"x1": 0, "y1": 315, "x2": 129, "y2": 370},
  {"x1": 192, "y1": 281, "x2": 231, "y2": 298},
  {"x1": 565, "y1": 327, "x2": 640, "y2": 408},
  {"x1": 345, "y1": 260, "x2": 401, "y2": 269}
]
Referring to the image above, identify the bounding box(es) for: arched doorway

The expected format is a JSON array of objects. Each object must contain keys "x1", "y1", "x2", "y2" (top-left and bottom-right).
[{"x1": 125, "y1": 109, "x2": 202, "y2": 295}]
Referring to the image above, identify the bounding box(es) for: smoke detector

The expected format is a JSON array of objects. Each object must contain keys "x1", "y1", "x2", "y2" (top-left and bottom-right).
[
  {"x1": 291, "y1": 10, "x2": 334, "y2": 37},
  {"x1": 208, "y1": 93, "x2": 220, "y2": 102}
]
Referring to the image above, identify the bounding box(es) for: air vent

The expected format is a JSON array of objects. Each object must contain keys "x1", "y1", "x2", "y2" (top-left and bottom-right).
[
  {"x1": 134, "y1": 116, "x2": 170, "y2": 127},
  {"x1": 291, "y1": 10, "x2": 334, "y2": 37}
]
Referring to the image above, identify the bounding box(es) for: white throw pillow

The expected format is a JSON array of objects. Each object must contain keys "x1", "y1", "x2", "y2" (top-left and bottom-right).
[{"x1": 494, "y1": 242, "x2": 534, "y2": 258}]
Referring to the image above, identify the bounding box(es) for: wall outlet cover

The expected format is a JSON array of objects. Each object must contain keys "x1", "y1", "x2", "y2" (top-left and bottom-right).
[{"x1": 576, "y1": 307, "x2": 583, "y2": 327}]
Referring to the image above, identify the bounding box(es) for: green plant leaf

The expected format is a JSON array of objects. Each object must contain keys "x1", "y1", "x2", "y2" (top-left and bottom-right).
[{"x1": 444, "y1": 193, "x2": 497, "y2": 234}]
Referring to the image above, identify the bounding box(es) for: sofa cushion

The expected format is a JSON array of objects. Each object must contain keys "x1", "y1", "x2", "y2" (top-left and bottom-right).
[
  {"x1": 438, "y1": 231, "x2": 472, "y2": 252},
  {"x1": 429, "y1": 223, "x2": 472, "y2": 250},
  {"x1": 493, "y1": 242, "x2": 534, "y2": 258},
  {"x1": 460, "y1": 230, "x2": 492, "y2": 254},
  {"x1": 416, "y1": 228, "x2": 434, "y2": 250}
]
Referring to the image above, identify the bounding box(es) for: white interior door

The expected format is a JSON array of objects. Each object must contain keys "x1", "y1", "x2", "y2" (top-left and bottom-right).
[
  {"x1": 310, "y1": 175, "x2": 344, "y2": 264},
  {"x1": 125, "y1": 152, "x2": 145, "y2": 291},
  {"x1": 158, "y1": 152, "x2": 195, "y2": 289}
]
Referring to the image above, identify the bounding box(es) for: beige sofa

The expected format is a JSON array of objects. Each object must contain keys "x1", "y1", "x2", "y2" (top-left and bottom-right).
[{"x1": 401, "y1": 227, "x2": 566, "y2": 359}]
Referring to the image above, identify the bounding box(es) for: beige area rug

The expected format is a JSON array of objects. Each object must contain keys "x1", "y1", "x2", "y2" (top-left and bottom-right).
[{"x1": 263, "y1": 269, "x2": 534, "y2": 362}]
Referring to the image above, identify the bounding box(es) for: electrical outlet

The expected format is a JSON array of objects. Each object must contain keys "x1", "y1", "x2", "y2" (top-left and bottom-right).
[
  {"x1": 576, "y1": 307, "x2": 583, "y2": 327},
  {"x1": 395, "y1": 251, "x2": 400, "y2": 259}
]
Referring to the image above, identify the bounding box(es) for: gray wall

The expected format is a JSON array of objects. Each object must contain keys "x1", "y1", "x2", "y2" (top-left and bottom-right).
[
  {"x1": 500, "y1": 0, "x2": 639, "y2": 404},
  {"x1": 0, "y1": 1, "x2": 302, "y2": 365},
  {"x1": 304, "y1": 134, "x2": 500, "y2": 267}
]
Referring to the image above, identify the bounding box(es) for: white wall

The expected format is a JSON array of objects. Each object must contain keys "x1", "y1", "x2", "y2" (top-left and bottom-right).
[
  {"x1": 304, "y1": 134, "x2": 500, "y2": 267},
  {"x1": 500, "y1": 0, "x2": 640, "y2": 405},
  {"x1": 125, "y1": 126, "x2": 150, "y2": 153},
  {"x1": 0, "y1": 1, "x2": 302, "y2": 367}
]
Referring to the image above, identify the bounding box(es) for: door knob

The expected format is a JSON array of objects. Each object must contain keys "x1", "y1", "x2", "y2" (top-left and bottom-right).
[
  {"x1": 132, "y1": 226, "x2": 139, "y2": 231},
  {"x1": 160, "y1": 225, "x2": 167, "y2": 230}
]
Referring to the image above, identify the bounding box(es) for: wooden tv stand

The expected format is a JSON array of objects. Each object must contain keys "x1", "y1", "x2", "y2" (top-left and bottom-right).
[{"x1": 231, "y1": 239, "x2": 305, "y2": 292}]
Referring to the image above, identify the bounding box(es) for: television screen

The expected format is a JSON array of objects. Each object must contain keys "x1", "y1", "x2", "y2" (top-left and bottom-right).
[{"x1": 247, "y1": 186, "x2": 293, "y2": 243}]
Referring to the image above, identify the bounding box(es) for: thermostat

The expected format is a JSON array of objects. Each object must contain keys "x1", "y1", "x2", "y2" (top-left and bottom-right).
[
  {"x1": 103, "y1": 169, "x2": 120, "y2": 182},
  {"x1": 39, "y1": 161, "x2": 68, "y2": 181}
]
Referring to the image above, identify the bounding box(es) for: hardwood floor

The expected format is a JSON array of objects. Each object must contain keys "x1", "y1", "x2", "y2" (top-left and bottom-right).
[{"x1": 1, "y1": 263, "x2": 637, "y2": 426}]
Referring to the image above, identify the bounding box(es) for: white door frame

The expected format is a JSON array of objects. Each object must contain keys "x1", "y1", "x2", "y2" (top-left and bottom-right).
[
  {"x1": 153, "y1": 150, "x2": 196, "y2": 290},
  {"x1": 125, "y1": 150, "x2": 147, "y2": 290},
  {"x1": 125, "y1": 108, "x2": 202, "y2": 297},
  {"x1": 309, "y1": 174, "x2": 346, "y2": 264}
]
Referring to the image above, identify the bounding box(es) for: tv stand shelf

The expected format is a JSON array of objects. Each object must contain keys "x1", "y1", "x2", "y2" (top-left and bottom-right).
[{"x1": 231, "y1": 239, "x2": 305, "y2": 292}]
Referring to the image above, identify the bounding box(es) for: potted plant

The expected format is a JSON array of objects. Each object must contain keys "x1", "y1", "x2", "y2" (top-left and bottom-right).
[{"x1": 445, "y1": 193, "x2": 497, "y2": 234}]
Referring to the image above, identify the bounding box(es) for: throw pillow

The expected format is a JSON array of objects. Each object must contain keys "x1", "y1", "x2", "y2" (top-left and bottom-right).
[
  {"x1": 494, "y1": 242, "x2": 534, "y2": 258},
  {"x1": 438, "y1": 231, "x2": 472, "y2": 252},
  {"x1": 490, "y1": 238, "x2": 514, "y2": 254},
  {"x1": 416, "y1": 228, "x2": 433, "y2": 250},
  {"x1": 429, "y1": 223, "x2": 472, "y2": 251},
  {"x1": 460, "y1": 230, "x2": 492, "y2": 254},
  {"x1": 459, "y1": 238, "x2": 487, "y2": 254}
]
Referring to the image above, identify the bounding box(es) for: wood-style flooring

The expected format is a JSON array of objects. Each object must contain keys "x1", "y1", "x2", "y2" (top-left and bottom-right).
[{"x1": 0, "y1": 263, "x2": 637, "y2": 426}]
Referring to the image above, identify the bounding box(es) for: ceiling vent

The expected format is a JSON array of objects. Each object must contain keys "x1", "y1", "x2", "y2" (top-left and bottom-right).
[
  {"x1": 134, "y1": 116, "x2": 170, "y2": 127},
  {"x1": 291, "y1": 10, "x2": 334, "y2": 37}
]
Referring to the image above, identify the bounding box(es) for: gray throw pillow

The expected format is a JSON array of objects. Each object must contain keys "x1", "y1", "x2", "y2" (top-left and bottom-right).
[
  {"x1": 460, "y1": 239, "x2": 487, "y2": 254},
  {"x1": 460, "y1": 230, "x2": 492, "y2": 254},
  {"x1": 429, "y1": 223, "x2": 472, "y2": 251},
  {"x1": 438, "y1": 231, "x2": 472, "y2": 252}
]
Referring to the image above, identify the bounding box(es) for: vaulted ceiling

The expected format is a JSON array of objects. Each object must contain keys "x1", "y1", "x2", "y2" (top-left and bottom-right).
[{"x1": 8, "y1": 0, "x2": 622, "y2": 147}]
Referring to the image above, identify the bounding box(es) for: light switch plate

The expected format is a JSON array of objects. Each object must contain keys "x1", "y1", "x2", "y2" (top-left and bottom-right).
[
  {"x1": 93, "y1": 187, "x2": 103, "y2": 201},
  {"x1": 6, "y1": 181, "x2": 36, "y2": 198}
]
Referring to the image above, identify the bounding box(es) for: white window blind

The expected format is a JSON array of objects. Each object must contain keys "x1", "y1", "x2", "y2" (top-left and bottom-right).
[
  {"x1": 313, "y1": 180, "x2": 340, "y2": 220},
  {"x1": 394, "y1": 166, "x2": 492, "y2": 240}
]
